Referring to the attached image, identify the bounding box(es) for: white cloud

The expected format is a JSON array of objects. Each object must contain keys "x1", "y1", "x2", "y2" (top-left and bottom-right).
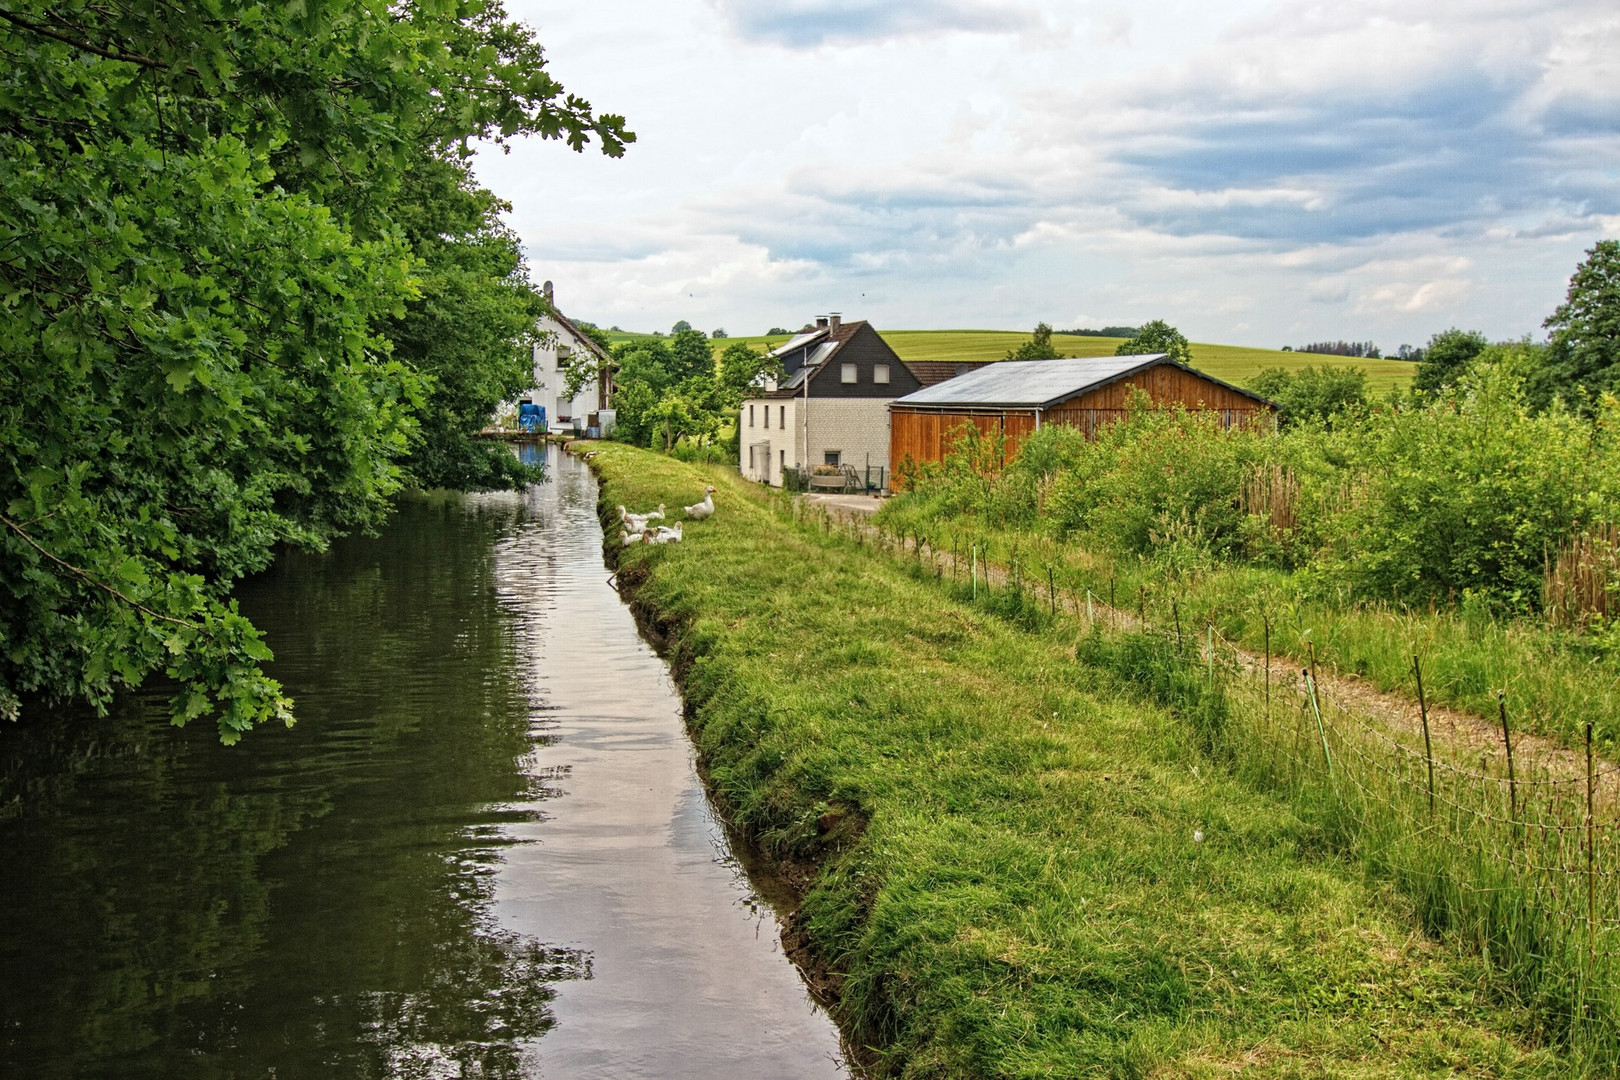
[{"x1": 481, "y1": 0, "x2": 1618, "y2": 347}]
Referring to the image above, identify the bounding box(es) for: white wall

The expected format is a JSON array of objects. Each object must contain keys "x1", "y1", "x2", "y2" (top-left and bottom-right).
[
  {"x1": 523, "y1": 313, "x2": 604, "y2": 431},
  {"x1": 739, "y1": 396, "x2": 893, "y2": 489},
  {"x1": 740, "y1": 398, "x2": 797, "y2": 485}
]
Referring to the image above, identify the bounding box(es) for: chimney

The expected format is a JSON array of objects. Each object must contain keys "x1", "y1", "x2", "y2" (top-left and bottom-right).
[
  {"x1": 815, "y1": 315, "x2": 829, "y2": 329},
  {"x1": 828, "y1": 312, "x2": 841, "y2": 334}
]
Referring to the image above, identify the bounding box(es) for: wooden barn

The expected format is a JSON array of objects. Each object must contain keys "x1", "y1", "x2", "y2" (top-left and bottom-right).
[{"x1": 889, "y1": 354, "x2": 1274, "y2": 481}]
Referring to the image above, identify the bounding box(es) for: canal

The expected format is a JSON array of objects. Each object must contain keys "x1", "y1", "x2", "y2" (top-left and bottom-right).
[{"x1": 0, "y1": 445, "x2": 848, "y2": 1078}]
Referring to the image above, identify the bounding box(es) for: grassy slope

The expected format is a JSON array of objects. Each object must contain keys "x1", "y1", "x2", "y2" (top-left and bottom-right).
[
  {"x1": 594, "y1": 444, "x2": 1559, "y2": 1078},
  {"x1": 605, "y1": 329, "x2": 1416, "y2": 393}
]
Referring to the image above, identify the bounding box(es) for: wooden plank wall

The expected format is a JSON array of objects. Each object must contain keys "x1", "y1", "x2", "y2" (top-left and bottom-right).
[
  {"x1": 890, "y1": 367, "x2": 1273, "y2": 486},
  {"x1": 890, "y1": 409, "x2": 1037, "y2": 487}
]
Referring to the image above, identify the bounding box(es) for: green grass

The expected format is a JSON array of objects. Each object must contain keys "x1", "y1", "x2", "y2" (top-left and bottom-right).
[
  {"x1": 604, "y1": 328, "x2": 1416, "y2": 393},
  {"x1": 865, "y1": 508, "x2": 1620, "y2": 758},
  {"x1": 592, "y1": 444, "x2": 1571, "y2": 1078}
]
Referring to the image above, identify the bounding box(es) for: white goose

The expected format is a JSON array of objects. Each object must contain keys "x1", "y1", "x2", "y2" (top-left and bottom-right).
[
  {"x1": 620, "y1": 503, "x2": 667, "y2": 532},
  {"x1": 619, "y1": 529, "x2": 644, "y2": 547},
  {"x1": 683, "y1": 486, "x2": 716, "y2": 521},
  {"x1": 647, "y1": 523, "x2": 684, "y2": 544}
]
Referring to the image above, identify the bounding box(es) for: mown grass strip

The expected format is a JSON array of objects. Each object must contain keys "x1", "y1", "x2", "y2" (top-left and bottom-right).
[{"x1": 593, "y1": 444, "x2": 1566, "y2": 1078}]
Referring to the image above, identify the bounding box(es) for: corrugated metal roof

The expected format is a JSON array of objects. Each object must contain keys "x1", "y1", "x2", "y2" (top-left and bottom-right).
[{"x1": 893, "y1": 355, "x2": 1170, "y2": 409}]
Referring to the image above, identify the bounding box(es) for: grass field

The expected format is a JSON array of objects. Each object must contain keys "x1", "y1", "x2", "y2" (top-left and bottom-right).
[
  {"x1": 593, "y1": 444, "x2": 1571, "y2": 1077},
  {"x1": 604, "y1": 328, "x2": 1418, "y2": 393}
]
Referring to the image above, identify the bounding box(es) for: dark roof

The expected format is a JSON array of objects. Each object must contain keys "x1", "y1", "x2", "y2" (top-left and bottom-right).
[
  {"x1": 550, "y1": 307, "x2": 610, "y2": 364},
  {"x1": 905, "y1": 360, "x2": 993, "y2": 388},
  {"x1": 755, "y1": 319, "x2": 870, "y2": 399},
  {"x1": 891, "y1": 354, "x2": 1275, "y2": 410}
]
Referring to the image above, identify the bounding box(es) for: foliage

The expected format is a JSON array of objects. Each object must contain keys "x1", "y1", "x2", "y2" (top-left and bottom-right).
[
  {"x1": 1324, "y1": 349, "x2": 1615, "y2": 611},
  {"x1": 671, "y1": 319, "x2": 693, "y2": 334},
  {"x1": 608, "y1": 335, "x2": 776, "y2": 456},
  {"x1": 1248, "y1": 364, "x2": 1368, "y2": 423},
  {"x1": 379, "y1": 151, "x2": 547, "y2": 491},
  {"x1": 1538, "y1": 239, "x2": 1620, "y2": 413},
  {"x1": 1114, "y1": 319, "x2": 1192, "y2": 364},
  {"x1": 1413, "y1": 328, "x2": 1489, "y2": 392},
  {"x1": 0, "y1": 0, "x2": 629, "y2": 737},
  {"x1": 1003, "y1": 321, "x2": 1061, "y2": 360}
]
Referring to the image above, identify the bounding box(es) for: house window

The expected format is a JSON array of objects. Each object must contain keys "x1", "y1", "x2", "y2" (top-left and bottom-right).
[
  {"x1": 873, "y1": 363, "x2": 890, "y2": 385},
  {"x1": 763, "y1": 406, "x2": 769, "y2": 429},
  {"x1": 556, "y1": 345, "x2": 571, "y2": 370},
  {"x1": 841, "y1": 363, "x2": 857, "y2": 384},
  {"x1": 779, "y1": 449, "x2": 785, "y2": 476},
  {"x1": 778, "y1": 405, "x2": 785, "y2": 428},
  {"x1": 749, "y1": 404, "x2": 756, "y2": 427},
  {"x1": 749, "y1": 446, "x2": 755, "y2": 470},
  {"x1": 824, "y1": 451, "x2": 840, "y2": 466}
]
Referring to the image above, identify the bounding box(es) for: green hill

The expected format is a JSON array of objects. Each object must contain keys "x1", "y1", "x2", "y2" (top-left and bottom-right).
[{"x1": 605, "y1": 328, "x2": 1417, "y2": 393}]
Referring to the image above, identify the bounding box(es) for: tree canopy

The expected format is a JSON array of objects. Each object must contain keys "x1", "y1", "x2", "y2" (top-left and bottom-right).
[
  {"x1": 0, "y1": 0, "x2": 630, "y2": 738},
  {"x1": 1413, "y1": 328, "x2": 1489, "y2": 392},
  {"x1": 1115, "y1": 320, "x2": 1192, "y2": 365},
  {"x1": 1247, "y1": 365, "x2": 1369, "y2": 424},
  {"x1": 1537, "y1": 239, "x2": 1620, "y2": 413}
]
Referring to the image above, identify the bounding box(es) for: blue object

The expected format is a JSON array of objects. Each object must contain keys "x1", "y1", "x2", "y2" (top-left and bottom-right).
[{"x1": 518, "y1": 403, "x2": 546, "y2": 433}]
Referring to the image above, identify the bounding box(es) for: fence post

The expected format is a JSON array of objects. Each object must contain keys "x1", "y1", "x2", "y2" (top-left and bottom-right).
[
  {"x1": 1498, "y1": 690, "x2": 1517, "y2": 823},
  {"x1": 1086, "y1": 589, "x2": 1094, "y2": 627},
  {"x1": 1263, "y1": 616, "x2": 1272, "y2": 724},
  {"x1": 1306, "y1": 643, "x2": 1332, "y2": 774},
  {"x1": 1413, "y1": 653, "x2": 1434, "y2": 818},
  {"x1": 1587, "y1": 721, "x2": 1597, "y2": 979},
  {"x1": 1048, "y1": 567, "x2": 1056, "y2": 617},
  {"x1": 1109, "y1": 577, "x2": 1116, "y2": 629},
  {"x1": 971, "y1": 544, "x2": 978, "y2": 600},
  {"x1": 1139, "y1": 585, "x2": 1146, "y2": 625},
  {"x1": 1172, "y1": 599, "x2": 1183, "y2": 654},
  {"x1": 1206, "y1": 623, "x2": 1214, "y2": 684}
]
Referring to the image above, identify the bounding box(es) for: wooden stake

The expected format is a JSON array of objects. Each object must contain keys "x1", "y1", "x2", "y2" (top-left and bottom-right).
[
  {"x1": 1172, "y1": 598, "x2": 1183, "y2": 653},
  {"x1": 1263, "y1": 616, "x2": 1271, "y2": 723},
  {"x1": 1413, "y1": 653, "x2": 1434, "y2": 818},
  {"x1": 1048, "y1": 567, "x2": 1055, "y2": 617},
  {"x1": 1587, "y1": 720, "x2": 1597, "y2": 977},
  {"x1": 1498, "y1": 690, "x2": 1517, "y2": 822}
]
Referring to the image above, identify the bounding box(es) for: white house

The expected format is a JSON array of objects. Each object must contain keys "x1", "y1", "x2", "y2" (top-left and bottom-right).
[
  {"x1": 739, "y1": 315, "x2": 924, "y2": 490},
  {"x1": 520, "y1": 282, "x2": 614, "y2": 434}
]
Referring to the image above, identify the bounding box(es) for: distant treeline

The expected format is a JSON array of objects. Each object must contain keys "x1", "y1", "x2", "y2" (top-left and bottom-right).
[
  {"x1": 1284, "y1": 340, "x2": 1383, "y2": 358},
  {"x1": 1056, "y1": 326, "x2": 1140, "y2": 338}
]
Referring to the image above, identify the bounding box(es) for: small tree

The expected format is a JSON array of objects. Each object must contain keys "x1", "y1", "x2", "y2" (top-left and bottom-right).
[
  {"x1": 1248, "y1": 365, "x2": 1368, "y2": 424},
  {"x1": 671, "y1": 319, "x2": 692, "y2": 334},
  {"x1": 1413, "y1": 328, "x2": 1488, "y2": 392},
  {"x1": 1005, "y1": 321, "x2": 1061, "y2": 361},
  {"x1": 1115, "y1": 319, "x2": 1192, "y2": 365}
]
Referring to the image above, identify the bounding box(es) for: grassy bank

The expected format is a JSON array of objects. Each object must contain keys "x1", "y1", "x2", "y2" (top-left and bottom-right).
[{"x1": 592, "y1": 444, "x2": 1572, "y2": 1077}]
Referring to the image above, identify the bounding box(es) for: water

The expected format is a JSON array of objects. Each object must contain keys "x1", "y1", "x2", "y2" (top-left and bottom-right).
[{"x1": 0, "y1": 445, "x2": 848, "y2": 1079}]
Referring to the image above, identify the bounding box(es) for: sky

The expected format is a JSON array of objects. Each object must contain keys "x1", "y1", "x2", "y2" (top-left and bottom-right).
[{"x1": 474, "y1": 0, "x2": 1620, "y2": 350}]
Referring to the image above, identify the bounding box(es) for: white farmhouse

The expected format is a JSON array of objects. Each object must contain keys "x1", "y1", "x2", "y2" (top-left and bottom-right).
[
  {"x1": 520, "y1": 282, "x2": 614, "y2": 435},
  {"x1": 739, "y1": 315, "x2": 929, "y2": 491}
]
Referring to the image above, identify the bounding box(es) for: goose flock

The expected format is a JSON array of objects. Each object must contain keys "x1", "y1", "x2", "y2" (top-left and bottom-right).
[{"x1": 617, "y1": 487, "x2": 715, "y2": 546}]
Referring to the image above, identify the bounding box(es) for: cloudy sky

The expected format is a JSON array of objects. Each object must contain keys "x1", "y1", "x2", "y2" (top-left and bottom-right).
[{"x1": 475, "y1": 0, "x2": 1620, "y2": 349}]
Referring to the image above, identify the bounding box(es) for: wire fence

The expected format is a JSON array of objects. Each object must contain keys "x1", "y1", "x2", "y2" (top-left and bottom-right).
[{"x1": 785, "y1": 499, "x2": 1620, "y2": 1049}]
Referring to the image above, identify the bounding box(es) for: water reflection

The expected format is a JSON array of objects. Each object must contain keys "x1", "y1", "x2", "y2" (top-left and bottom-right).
[
  {"x1": 0, "y1": 446, "x2": 846, "y2": 1079},
  {"x1": 0, "y1": 495, "x2": 582, "y2": 1077}
]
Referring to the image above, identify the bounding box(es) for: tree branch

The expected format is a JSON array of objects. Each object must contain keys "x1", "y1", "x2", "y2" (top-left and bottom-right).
[
  {"x1": 1, "y1": 514, "x2": 199, "y2": 628},
  {"x1": 0, "y1": 9, "x2": 164, "y2": 69}
]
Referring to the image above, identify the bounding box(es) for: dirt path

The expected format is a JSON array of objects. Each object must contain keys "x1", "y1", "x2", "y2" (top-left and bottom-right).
[{"x1": 800, "y1": 498, "x2": 1611, "y2": 794}]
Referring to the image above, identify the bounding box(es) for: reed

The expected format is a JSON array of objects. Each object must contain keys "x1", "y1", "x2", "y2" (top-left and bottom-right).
[{"x1": 1546, "y1": 524, "x2": 1620, "y2": 631}]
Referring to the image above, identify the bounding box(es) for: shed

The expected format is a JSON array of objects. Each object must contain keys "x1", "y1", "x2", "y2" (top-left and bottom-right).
[{"x1": 889, "y1": 354, "x2": 1274, "y2": 480}]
